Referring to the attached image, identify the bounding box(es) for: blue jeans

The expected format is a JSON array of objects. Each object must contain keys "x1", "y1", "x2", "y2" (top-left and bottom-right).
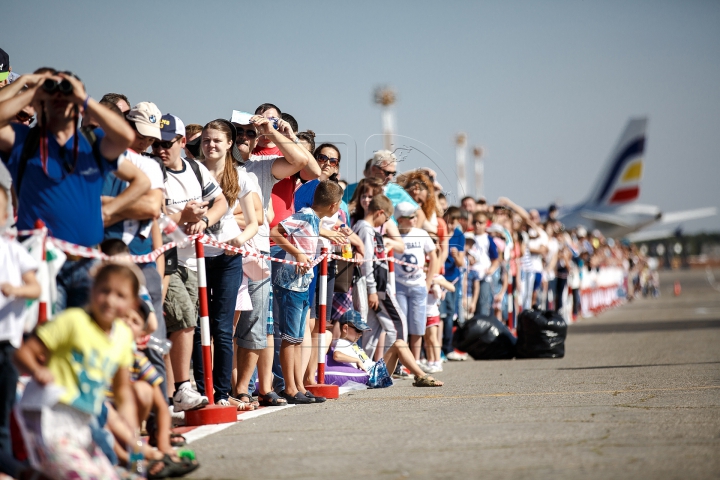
[
  {"x1": 270, "y1": 245, "x2": 285, "y2": 392},
  {"x1": 395, "y1": 283, "x2": 426, "y2": 337},
  {"x1": 478, "y1": 278, "x2": 493, "y2": 317},
  {"x1": 192, "y1": 253, "x2": 243, "y2": 402},
  {"x1": 0, "y1": 342, "x2": 22, "y2": 477},
  {"x1": 55, "y1": 258, "x2": 97, "y2": 312},
  {"x1": 274, "y1": 287, "x2": 310, "y2": 344}
]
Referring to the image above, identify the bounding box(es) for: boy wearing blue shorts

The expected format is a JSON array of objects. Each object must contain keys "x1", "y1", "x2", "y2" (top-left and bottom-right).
[{"x1": 270, "y1": 180, "x2": 343, "y2": 404}]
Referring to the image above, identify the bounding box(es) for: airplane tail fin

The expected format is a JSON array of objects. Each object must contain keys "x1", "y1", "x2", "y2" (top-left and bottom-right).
[{"x1": 585, "y1": 118, "x2": 647, "y2": 207}]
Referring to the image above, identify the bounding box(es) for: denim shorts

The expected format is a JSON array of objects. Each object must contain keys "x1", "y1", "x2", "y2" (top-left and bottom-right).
[
  {"x1": 274, "y1": 286, "x2": 309, "y2": 344},
  {"x1": 235, "y1": 261, "x2": 271, "y2": 350},
  {"x1": 395, "y1": 282, "x2": 428, "y2": 336}
]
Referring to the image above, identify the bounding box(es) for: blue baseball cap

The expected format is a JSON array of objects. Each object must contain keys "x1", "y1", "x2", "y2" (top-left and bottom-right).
[
  {"x1": 339, "y1": 310, "x2": 370, "y2": 331},
  {"x1": 160, "y1": 113, "x2": 185, "y2": 141}
]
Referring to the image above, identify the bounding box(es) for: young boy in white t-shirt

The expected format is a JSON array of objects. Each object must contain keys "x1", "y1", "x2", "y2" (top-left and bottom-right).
[
  {"x1": 393, "y1": 202, "x2": 438, "y2": 361},
  {"x1": 0, "y1": 186, "x2": 40, "y2": 475},
  {"x1": 332, "y1": 310, "x2": 443, "y2": 387}
]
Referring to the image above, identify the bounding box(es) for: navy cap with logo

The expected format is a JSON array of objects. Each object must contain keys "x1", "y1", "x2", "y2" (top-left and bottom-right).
[
  {"x1": 0, "y1": 48, "x2": 10, "y2": 82},
  {"x1": 338, "y1": 310, "x2": 370, "y2": 331},
  {"x1": 160, "y1": 114, "x2": 186, "y2": 141}
]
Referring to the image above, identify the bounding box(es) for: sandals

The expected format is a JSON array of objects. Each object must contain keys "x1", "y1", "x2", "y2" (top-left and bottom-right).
[
  {"x1": 147, "y1": 421, "x2": 186, "y2": 448},
  {"x1": 228, "y1": 395, "x2": 257, "y2": 411},
  {"x1": 279, "y1": 390, "x2": 312, "y2": 404},
  {"x1": 147, "y1": 453, "x2": 199, "y2": 479},
  {"x1": 302, "y1": 391, "x2": 326, "y2": 403},
  {"x1": 258, "y1": 391, "x2": 288, "y2": 407},
  {"x1": 235, "y1": 392, "x2": 260, "y2": 407},
  {"x1": 412, "y1": 374, "x2": 444, "y2": 387}
]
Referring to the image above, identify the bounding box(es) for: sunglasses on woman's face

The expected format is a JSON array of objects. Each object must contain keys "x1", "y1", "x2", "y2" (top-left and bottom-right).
[
  {"x1": 317, "y1": 154, "x2": 339, "y2": 166},
  {"x1": 16, "y1": 111, "x2": 34, "y2": 124},
  {"x1": 152, "y1": 137, "x2": 180, "y2": 150}
]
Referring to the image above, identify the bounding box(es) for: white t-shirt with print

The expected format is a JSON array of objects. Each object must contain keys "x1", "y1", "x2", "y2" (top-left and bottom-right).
[
  {"x1": 0, "y1": 236, "x2": 39, "y2": 348},
  {"x1": 528, "y1": 229, "x2": 549, "y2": 273},
  {"x1": 395, "y1": 227, "x2": 434, "y2": 287},
  {"x1": 332, "y1": 338, "x2": 374, "y2": 371},
  {"x1": 164, "y1": 159, "x2": 222, "y2": 269}
]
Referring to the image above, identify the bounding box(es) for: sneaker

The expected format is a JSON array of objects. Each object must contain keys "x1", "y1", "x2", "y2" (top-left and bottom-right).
[
  {"x1": 428, "y1": 362, "x2": 443, "y2": 373},
  {"x1": 173, "y1": 382, "x2": 209, "y2": 412},
  {"x1": 419, "y1": 362, "x2": 434, "y2": 374},
  {"x1": 440, "y1": 351, "x2": 448, "y2": 363},
  {"x1": 446, "y1": 351, "x2": 469, "y2": 361},
  {"x1": 217, "y1": 399, "x2": 231, "y2": 406},
  {"x1": 168, "y1": 405, "x2": 185, "y2": 427},
  {"x1": 393, "y1": 364, "x2": 409, "y2": 379}
]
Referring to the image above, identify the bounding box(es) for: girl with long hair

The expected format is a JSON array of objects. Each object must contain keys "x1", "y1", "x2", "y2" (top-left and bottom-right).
[{"x1": 192, "y1": 119, "x2": 259, "y2": 406}]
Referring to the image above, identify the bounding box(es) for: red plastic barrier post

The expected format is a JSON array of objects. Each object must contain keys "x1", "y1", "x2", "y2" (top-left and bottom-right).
[
  {"x1": 185, "y1": 238, "x2": 237, "y2": 426},
  {"x1": 387, "y1": 248, "x2": 395, "y2": 295},
  {"x1": 35, "y1": 220, "x2": 48, "y2": 325},
  {"x1": 306, "y1": 248, "x2": 339, "y2": 399},
  {"x1": 507, "y1": 275, "x2": 515, "y2": 334}
]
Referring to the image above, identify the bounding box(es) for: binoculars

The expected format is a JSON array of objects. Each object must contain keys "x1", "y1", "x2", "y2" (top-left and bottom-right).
[{"x1": 42, "y1": 71, "x2": 80, "y2": 95}]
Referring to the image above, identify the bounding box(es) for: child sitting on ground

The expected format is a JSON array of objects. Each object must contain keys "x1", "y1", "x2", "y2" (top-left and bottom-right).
[
  {"x1": 270, "y1": 180, "x2": 343, "y2": 405},
  {"x1": 332, "y1": 310, "x2": 444, "y2": 387}
]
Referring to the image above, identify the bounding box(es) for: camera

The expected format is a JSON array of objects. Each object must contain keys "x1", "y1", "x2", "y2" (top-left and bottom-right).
[{"x1": 267, "y1": 117, "x2": 279, "y2": 130}]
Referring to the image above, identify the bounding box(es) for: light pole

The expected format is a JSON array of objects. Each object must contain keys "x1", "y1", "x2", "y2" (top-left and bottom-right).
[
  {"x1": 455, "y1": 132, "x2": 467, "y2": 201},
  {"x1": 473, "y1": 146, "x2": 484, "y2": 199},
  {"x1": 374, "y1": 86, "x2": 396, "y2": 151}
]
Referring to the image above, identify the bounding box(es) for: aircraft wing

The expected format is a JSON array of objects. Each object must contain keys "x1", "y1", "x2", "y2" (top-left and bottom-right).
[
  {"x1": 624, "y1": 229, "x2": 676, "y2": 243},
  {"x1": 659, "y1": 207, "x2": 717, "y2": 225},
  {"x1": 579, "y1": 210, "x2": 634, "y2": 227}
]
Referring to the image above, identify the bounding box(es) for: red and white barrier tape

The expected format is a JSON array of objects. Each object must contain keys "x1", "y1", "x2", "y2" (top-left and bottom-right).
[
  {"x1": 326, "y1": 253, "x2": 420, "y2": 270},
  {"x1": 10, "y1": 229, "x2": 328, "y2": 268}
]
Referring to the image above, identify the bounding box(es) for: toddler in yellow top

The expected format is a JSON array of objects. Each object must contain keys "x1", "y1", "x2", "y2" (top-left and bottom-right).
[{"x1": 15, "y1": 263, "x2": 140, "y2": 480}]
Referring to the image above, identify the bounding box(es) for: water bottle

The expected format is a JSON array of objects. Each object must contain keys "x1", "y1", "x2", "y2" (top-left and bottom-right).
[
  {"x1": 340, "y1": 224, "x2": 352, "y2": 259},
  {"x1": 129, "y1": 437, "x2": 146, "y2": 477},
  {"x1": 158, "y1": 216, "x2": 189, "y2": 247}
]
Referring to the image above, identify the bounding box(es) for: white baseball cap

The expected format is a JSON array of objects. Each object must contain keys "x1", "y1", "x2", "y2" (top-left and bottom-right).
[{"x1": 126, "y1": 102, "x2": 162, "y2": 140}]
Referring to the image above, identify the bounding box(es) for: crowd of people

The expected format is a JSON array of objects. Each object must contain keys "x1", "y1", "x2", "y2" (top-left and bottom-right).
[{"x1": 0, "y1": 56, "x2": 643, "y2": 479}]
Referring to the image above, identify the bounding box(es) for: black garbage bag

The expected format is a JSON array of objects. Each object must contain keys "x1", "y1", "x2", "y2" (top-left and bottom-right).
[
  {"x1": 453, "y1": 314, "x2": 516, "y2": 360},
  {"x1": 516, "y1": 309, "x2": 567, "y2": 358}
]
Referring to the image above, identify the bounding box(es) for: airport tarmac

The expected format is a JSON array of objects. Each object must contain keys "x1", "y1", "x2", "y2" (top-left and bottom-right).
[{"x1": 187, "y1": 269, "x2": 720, "y2": 480}]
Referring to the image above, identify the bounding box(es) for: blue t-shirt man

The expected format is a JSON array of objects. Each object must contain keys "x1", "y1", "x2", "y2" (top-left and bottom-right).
[{"x1": 4, "y1": 124, "x2": 118, "y2": 247}]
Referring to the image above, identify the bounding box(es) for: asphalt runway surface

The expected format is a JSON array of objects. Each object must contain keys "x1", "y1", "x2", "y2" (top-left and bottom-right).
[{"x1": 187, "y1": 269, "x2": 720, "y2": 479}]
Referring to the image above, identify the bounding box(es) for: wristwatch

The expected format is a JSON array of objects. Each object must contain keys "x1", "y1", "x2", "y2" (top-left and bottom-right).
[{"x1": 201, "y1": 216, "x2": 210, "y2": 228}]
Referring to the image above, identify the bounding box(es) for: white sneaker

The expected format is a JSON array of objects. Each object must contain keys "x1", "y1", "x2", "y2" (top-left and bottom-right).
[
  {"x1": 428, "y1": 362, "x2": 443, "y2": 373},
  {"x1": 446, "y1": 351, "x2": 469, "y2": 361},
  {"x1": 419, "y1": 362, "x2": 434, "y2": 373},
  {"x1": 217, "y1": 399, "x2": 231, "y2": 407},
  {"x1": 173, "y1": 382, "x2": 209, "y2": 412},
  {"x1": 168, "y1": 405, "x2": 185, "y2": 426}
]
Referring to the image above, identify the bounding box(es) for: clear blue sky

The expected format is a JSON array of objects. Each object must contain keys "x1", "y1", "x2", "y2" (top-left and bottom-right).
[{"x1": 4, "y1": 0, "x2": 720, "y2": 232}]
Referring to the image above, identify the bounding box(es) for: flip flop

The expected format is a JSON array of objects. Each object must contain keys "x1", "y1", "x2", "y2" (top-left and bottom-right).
[
  {"x1": 234, "y1": 392, "x2": 260, "y2": 407},
  {"x1": 258, "y1": 391, "x2": 288, "y2": 407}
]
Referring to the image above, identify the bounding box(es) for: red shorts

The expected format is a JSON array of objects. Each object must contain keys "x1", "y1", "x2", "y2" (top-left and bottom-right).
[{"x1": 426, "y1": 315, "x2": 441, "y2": 328}]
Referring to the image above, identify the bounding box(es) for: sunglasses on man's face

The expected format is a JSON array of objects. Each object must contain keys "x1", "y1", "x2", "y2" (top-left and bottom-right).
[
  {"x1": 236, "y1": 127, "x2": 257, "y2": 139},
  {"x1": 317, "y1": 154, "x2": 339, "y2": 166},
  {"x1": 152, "y1": 137, "x2": 180, "y2": 150},
  {"x1": 377, "y1": 166, "x2": 396, "y2": 178}
]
